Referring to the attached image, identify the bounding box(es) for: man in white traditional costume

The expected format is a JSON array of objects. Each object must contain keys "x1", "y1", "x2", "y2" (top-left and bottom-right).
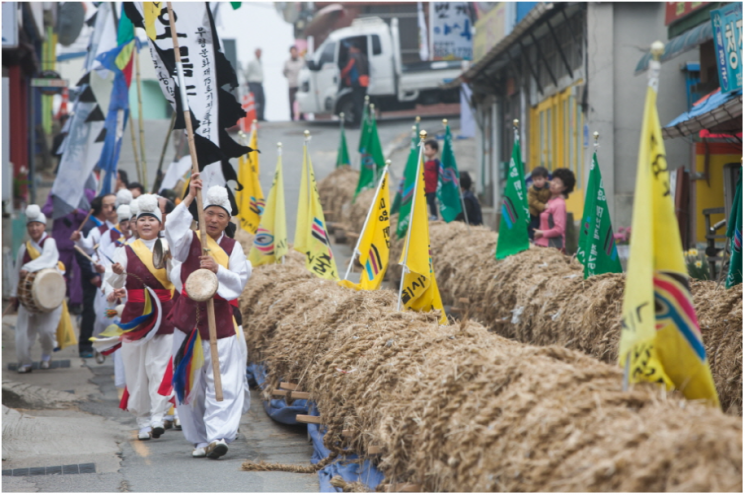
[
  {"x1": 9, "y1": 205, "x2": 64, "y2": 373},
  {"x1": 164, "y1": 173, "x2": 251, "y2": 459}
]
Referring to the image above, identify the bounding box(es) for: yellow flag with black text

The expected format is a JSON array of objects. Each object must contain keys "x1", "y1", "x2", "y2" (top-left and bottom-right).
[
  {"x1": 294, "y1": 144, "x2": 339, "y2": 280},
  {"x1": 237, "y1": 127, "x2": 264, "y2": 234},
  {"x1": 339, "y1": 170, "x2": 391, "y2": 291},
  {"x1": 618, "y1": 61, "x2": 719, "y2": 408},
  {"x1": 399, "y1": 149, "x2": 447, "y2": 325},
  {"x1": 248, "y1": 152, "x2": 287, "y2": 266}
]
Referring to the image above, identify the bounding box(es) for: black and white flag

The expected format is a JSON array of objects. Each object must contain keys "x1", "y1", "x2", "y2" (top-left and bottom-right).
[{"x1": 124, "y1": 2, "x2": 251, "y2": 213}]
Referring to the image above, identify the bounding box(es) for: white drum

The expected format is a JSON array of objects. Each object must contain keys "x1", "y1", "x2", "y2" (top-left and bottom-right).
[
  {"x1": 185, "y1": 268, "x2": 218, "y2": 302},
  {"x1": 18, "y1": 268, "x2": 65, "y2": 313}
]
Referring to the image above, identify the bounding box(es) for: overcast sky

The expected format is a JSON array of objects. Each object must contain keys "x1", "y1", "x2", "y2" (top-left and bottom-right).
[{"x1": 216, "y1": 2, "x2": 295, "y2": 122}]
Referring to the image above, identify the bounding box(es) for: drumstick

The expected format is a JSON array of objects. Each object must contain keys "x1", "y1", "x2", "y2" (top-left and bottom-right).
[
  {"x1": 2, "y1": 304, "x2": 14, "y2": 318},
  {"x1": 74, "y1": 245, "x2": 95, "y2": 263},
  {"x1": 70, "y1": 209, "x2": 94, "y2": 240}
]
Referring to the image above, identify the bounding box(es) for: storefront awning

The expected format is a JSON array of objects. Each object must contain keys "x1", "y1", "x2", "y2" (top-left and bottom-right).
[
  {"x1": 662, "y1": 88, "x2": 743, "y2": 139},
  {"x1": 634, "y1": 21, "x2": 712, "y2": 75}
]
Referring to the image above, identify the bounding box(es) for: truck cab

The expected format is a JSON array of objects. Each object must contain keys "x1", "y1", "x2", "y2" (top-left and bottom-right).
[{"x1": 296, "y1": 17, "x2": 462, "y2": 124}]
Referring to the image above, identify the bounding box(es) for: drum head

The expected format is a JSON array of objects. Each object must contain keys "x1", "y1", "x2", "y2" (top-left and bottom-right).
[
  {"x1": 31, "y1": 268, "x2": 66, "y2": 312},
  {"x1": 185, "y1": 268, "x2": 218, "y2": 302}
]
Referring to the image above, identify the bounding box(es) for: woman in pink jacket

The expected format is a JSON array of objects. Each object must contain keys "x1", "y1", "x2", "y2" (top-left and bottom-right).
[{"x1": 534, "y1": 168, "x2": 576, "y2": 252}]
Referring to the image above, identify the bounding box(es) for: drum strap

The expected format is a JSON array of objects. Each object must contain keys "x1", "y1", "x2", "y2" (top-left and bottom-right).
[
  {"x1": 128, "y1": 239, "x2": 174, "y2": 292},
  {"x1": 25, "y1": 240, "x2": 65, "y2": 272}
]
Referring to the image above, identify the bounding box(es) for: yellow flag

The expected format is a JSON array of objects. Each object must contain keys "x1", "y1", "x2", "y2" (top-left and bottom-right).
[
  {"x1": 294, "y1": 143, "x2": 339, "y2": 280},
  {"x1": 339, "y1": 169, "x2": 391, "y2": 291},
  {"x1": 398, "y1": 147, "x2": 447, "y2": 325},
  {"x1": 248, "y1": 151, "x2": 287, "y2": 266},
  {"x1": 236, "y1": 127, "x2": 264, "y2": 234},
  {"x1": 618, "y1": 60, "x2": 719, "y2": 408}
]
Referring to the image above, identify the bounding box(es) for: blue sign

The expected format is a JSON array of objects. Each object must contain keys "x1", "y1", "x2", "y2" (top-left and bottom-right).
[{"x1": 711, "y1": 3, "x2": 743, "y2": 93}]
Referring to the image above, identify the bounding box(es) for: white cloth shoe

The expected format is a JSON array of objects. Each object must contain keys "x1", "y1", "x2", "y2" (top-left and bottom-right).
[
  {"x1": 17, "y1": 364, "x2": 33, "y2": 374},
  {"x1": 192, "y1": 443, "x2": 208, "y2": 458},
  {"x1": 205, "y1": 439, "x2": 228, "y2": 459},
  {"x1": 138, "y1": 427, "x2": 152, "y2": 441}
]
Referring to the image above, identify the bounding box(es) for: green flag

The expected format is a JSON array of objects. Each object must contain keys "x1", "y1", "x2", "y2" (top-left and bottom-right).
[
  {"x1": 336, "y1": 125, "x2": 351, "y2": 168},
  {"x1": 576, "y1": 151, "x2": 623, "y2": 278},
  {"x1": 395, "y1": 146, "x2": 420, "y2": 239},
  {"x1": 392, "y1": 124, "x2": 419, "y2": 216},
  {"x1": 353, "y1": 116, "x2": 385, "y2": 201},
  {"x1": 117, "y1": 5, "x2": 135, "y2": 44},
  {"x1": 726, "y1": 176, "x2": 742, "y2": 288},
  {"x1": 436, "y1": 123, "x2": 463, "y2": 222},
  {"x1": 495, "y1": 137, "x2": 530, "y2": 260}
]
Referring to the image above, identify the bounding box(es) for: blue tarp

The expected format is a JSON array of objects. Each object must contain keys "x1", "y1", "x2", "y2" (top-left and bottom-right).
[
  {"x1": 666, "y1": 88, "x2": 743, "y2": 128},
  {"x1": 248, "y1": 362, "x2": 309, "y2": 425},
  {"x1": 306, "y1": 405, "x2": 386, "y2": 493}
]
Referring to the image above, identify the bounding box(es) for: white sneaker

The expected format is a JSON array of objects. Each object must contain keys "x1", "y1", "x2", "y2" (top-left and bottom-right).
[
  {"x1": 40, "y1": 358, "x2": 51, "y2": 370},
  {"x1": 151, "y1": 422, "x2": 165, "y2": 438},
  {"x1": 17, "y1": 364, "x2": 33, "y2": 374},
  {"x1": 205, "y1": 439, "x2": 228, "y2": 459},
  {"x1": 192, "y1": 443, "x2": 208, "y2": 458},
  {"x1": 138, "y1": 427, "x2": 152, "y2": 441}
]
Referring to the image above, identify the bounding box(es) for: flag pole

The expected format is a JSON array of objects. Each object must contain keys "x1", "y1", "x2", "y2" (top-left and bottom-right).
[
  {"x1": 278, "y1": 141, "x2": 285, "y2": 265},
  {"x1": 135, "y1": 46, "x2": 148, "y2": 190},
  {"x1": 397, "y1": 130, "x2": 426, "y2": 311},
  {"x1": 304, "y1": 130, "x2": 311, "y2": 210},
  {"x1": 130, "y1": 103, "x2": 142, "y2": 184},
  {"x1": 444, "y1": 118, "x2": 470, "y2": 232},
  {"x1": 623, "y1": 40, "x2": 665, "y2": 393},
  {"x1": 370, "y1": 104, "x2": 378, "y2": 186},
  {"x1": 151, "y1": 112, "x2": 177, "y2": 193},
  {"x1": 166, "y1": 2, "x2": 223, "y2": 402},
  {"x1": 344, "y1": 161, "x2": 389, "y2": 280}
]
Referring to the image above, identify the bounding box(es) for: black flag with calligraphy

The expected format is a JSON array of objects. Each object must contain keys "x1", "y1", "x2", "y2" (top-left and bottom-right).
[{"x1": 123, "y1": 2, "x2": 250, "y2": 214}]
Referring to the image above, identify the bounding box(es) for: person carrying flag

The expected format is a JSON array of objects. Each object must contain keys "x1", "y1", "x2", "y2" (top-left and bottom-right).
[{"x1": 164, "y1": 173, "x2": 252, "y2": 460}]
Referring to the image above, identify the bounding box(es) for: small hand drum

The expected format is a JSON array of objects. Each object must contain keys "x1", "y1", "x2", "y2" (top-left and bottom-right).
[
  {"x1": 18, "y1": 268, "x2": 66, "y2": 313},
  {"x1": 185, "y1": 268, "x2": 218, "y2": 302}
]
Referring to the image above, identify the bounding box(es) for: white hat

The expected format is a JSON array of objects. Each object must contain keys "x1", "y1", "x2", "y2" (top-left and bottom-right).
[
  {"x1": 116, "y1": 188, "x2": 133, "y2": 207},
  {"x1": 129, "y1": 197, "x2": 139, "y2": 218},
  {"x1": 204, "y1": 185, "x2": 231, "y2": 215},
  {"x1": 117, "y1": 204, "x2": 131, "y2": 222},
  {"x1": 136, "y1": 194, "x2": 162, "y2": 223},
  {"x1": 25, "y1": 204, "x2": 47, "y2": 225}
]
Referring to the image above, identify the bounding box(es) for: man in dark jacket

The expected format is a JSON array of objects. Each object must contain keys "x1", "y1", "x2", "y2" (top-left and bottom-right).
[{"x1": 340, "y1": 43, "x2": 369, "y2": 127}]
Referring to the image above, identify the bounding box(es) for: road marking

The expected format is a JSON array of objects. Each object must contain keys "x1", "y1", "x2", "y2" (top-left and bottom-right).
[{"x1": 130, "y1": 432, "x2": 151, "y2": 463}]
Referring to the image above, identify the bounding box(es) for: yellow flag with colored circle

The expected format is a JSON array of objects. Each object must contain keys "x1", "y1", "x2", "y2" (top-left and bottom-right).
[
  {"x1": 248, "y1": 151, "x2": 287, "y2": 266},
  {"x1": 237, "y1": 126, "x2": 264, "y2": 234}
]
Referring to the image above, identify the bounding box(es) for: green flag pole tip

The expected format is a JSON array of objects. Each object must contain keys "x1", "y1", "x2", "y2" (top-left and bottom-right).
[
  {"x1": 513, "y1": 119, "x2": 519, "y2": 129},
  {"x1": 416, "y1": 116, "x2": 421, "y2": 123}
]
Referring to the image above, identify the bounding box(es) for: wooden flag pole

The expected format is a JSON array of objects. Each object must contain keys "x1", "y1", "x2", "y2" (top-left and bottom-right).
[
  {"x1": 70, "y1": 209, "x2": 94, "y2": 240},
  {"x1": 134, "y1": 46, "x2": 148, "y2": 191},
  {"x1": 343, "y1": 162, "x2": 389, "y2": 280},
  {"x1": 444, "y1": 118, "x2": 470, "y2": 232},
  {"x1": 151, "y1": 112, "x2": 177, "y2": 193},
  {"x1": 166, "y1": 2, "x2": 223, "y2": 401},
  {"x1": 397, "y1": 130, "x2": 426, "y2": 312}
]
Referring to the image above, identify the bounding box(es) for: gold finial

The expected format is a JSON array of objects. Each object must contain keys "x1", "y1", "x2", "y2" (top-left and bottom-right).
[
  {"x1": 252, "y1": 119, "x2": 257, "y2": 124},
  {"x1": 370, "y1": 103, "x2": 375, "y2": 110},
  {"x1": 412, "y1": 125, "x2": 417, "y2": 131},
  {"x1": 385, "y1": 159, "x2": 392, "y2": 166},
  {"x1": 419, "y1": 130, "x2": 427, "y2": 140},
  {"x1": 277, "y1": 142, "x2": 282, "y2": 148},
  {"x1": 340, "y1": 112, "x2": 345, "y2": 118},
  {"x1": 442, "y1": 118, "x2": 448, "y2": 125},
  {"x1": 651, "y1": 41, "x2": 664, "y2": 61},
  {"x1": 415, "y1": 116, "x2": 421, "y2": 123},
  {"x1": 513, "y1": 119, "x2": 519, "y2": 128},
  {"x1": 593, "y1": 131, "x2": 599, "y2": 141},
  {"x1": 365, "y1": 95, "x2": 370, "y2": 101},
  {"x1": 304, "y1": 130, "x2": 310, "y2": 137}
]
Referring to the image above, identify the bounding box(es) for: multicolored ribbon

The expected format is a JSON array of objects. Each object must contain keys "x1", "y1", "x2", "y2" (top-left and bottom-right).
[
  {"x1": 89, "y1": 286, "x2": 163, "y2": 352},
  {"x1": 172, "y1": 327, "x2": 204, "y2": 405}
]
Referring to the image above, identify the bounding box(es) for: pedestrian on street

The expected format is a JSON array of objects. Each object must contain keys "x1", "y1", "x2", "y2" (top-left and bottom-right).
[
  {"x1": 423, "y1": 139, "x2": 440, "y2": 219},
  {"x1": 107, "y1": 194, "x2": 177, "y2": 441},
  {"x1": 245, "y1": 48, "x2": 266, "y2": 122},
  {"x1": 340, "y1": 42, "x2": 369, "y2": 127},
  {"x1": 41, "y1": 188, "x2": 95, "y2": 314},
  {"x1": 283, "y1": 46, "x2": 305, "y2": 121},
  {"x1": 9, "y1": 205, "x2": 65, "y2": 373},
  {"x1": 165, "y1": 174, "x2": 252, "y2": 460}
]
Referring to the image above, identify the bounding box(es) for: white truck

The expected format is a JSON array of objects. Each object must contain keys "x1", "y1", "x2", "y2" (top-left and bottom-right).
[{"x1": 296, "y1": 17, "x2": 463, "y2": 124}]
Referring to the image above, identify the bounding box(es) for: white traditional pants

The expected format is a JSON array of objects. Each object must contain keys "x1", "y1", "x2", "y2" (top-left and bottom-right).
[
  {"x1": 171, "y1": 327, "x2": 249, "y2": 446},
  {"x1": 121, "y1": 334, "x2": 173, "y2": 429},
  {"x1": 15, "y1": 305, "x2": 61, "y2": 365}
]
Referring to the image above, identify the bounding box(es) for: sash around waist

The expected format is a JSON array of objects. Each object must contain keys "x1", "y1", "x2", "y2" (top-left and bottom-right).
[{"x1": 128, "y1": 288, "x2": 174, "y2": 303}]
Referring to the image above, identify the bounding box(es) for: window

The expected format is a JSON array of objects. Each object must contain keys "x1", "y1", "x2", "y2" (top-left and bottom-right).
[
  {"x1": 318, "y1": 42, "x2": 336, "y2": 65},
  {"x1": 372, "y1": 35, "x2": 382, "y2": 55}
]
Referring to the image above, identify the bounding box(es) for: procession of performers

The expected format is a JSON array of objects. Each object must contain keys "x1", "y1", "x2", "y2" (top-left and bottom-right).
[{"x1": 9, "y1": 175, "x2": 252, "y2": 460}]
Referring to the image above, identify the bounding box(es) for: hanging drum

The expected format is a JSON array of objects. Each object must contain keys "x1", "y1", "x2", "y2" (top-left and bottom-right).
[{"x1": 18, "y1": 268, "x2": 66, "y2": 313}]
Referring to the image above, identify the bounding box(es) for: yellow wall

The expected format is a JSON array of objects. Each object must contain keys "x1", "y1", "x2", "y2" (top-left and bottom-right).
[
  {"x1": 694, "y1": 145, "x2": 740, "y2": 242},
  {"x1": 528, "y1": 83, "x2": 585, "y2": 218}
]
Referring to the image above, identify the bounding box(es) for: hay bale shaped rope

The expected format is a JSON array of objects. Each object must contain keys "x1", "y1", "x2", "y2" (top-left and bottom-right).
[{"x1": 240, "y1": 264, "x2": 742, "y2": 491}]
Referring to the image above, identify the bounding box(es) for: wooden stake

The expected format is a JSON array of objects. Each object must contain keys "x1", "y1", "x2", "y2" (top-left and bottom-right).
[
  {"x1": 280, "y1": 382, "x2": 299, "y2": 390},
  {"x1": 296, "y1": 414, "x2": 323, "y2": 424},
  {"x1": 134, "y1": 47, "x2": 148, "y2": 190},
  {"x1": 166, "y1": 2, "x2": 223, "y2": 401}
]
